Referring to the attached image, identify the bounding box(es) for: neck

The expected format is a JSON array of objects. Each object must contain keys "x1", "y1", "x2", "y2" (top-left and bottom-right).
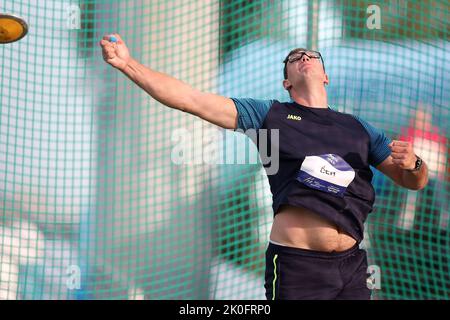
[{"x1": 290, "y1": 85, "x2": 328, "y2": 108}]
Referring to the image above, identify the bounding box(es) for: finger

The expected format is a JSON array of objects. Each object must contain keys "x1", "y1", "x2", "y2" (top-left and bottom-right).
[
  {"x1": 99, "y1": 39, "x2": 112, "y2": 47},
  {"x1": 102, "y1": 46, "x2": 113, "y2": 55},
  {"x1": 391, "y1": 151, "x2": 406, "y2": 157},
  {"x1": 392, "y1": 157, "x2": 409, "y2": 164},
  {"x1": 106, "y1": 51, "x2": 116, "y2": 59},
  {"x1": 104, "y1": 45, "x2": 114, "y2": 53},
  {"x1": 392, "y1": 140, "x2": 410, "y2": 147},
  {"x1": 391, "y1": 152, "x2": 406, "y2": 160},
  {"x1": 103, "y1": 48, "x2": 116, "y2": 59},
  {"x1": 102, "y1": 51, "x2": 109, "y2": 61},
  {"x1": 392, "y1": 159, "x2": 406, "y2": 166},
  {"x1": 390, "y1": 146, "x2": 408, "y2": 153}
]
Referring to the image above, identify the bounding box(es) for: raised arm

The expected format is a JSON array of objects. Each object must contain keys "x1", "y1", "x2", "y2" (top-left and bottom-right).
[{"x1": 99, "y1": 34, "x2": 238, "y2": 129}]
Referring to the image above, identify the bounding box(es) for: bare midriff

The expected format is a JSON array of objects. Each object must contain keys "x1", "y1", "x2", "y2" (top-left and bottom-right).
[{"x1": 270, "y1": 205, "x2": 357, "y2": 252}]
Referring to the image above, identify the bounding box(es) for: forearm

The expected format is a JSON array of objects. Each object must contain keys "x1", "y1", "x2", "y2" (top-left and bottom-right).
[
  {"x1": 401, "y1": 161, "x2": 429, "y2": 190},
  {"x1": 120, "y1": 58, "x2": 195, "y2": 112}
]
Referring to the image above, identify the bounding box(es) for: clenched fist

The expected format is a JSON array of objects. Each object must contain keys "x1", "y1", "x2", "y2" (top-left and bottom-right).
[
  {"x1": 99, "y1": 34, "x2": 131, "y2": 71},
  {"x1": 389, "y1": 140, "x2": 417, "y2": 170}
]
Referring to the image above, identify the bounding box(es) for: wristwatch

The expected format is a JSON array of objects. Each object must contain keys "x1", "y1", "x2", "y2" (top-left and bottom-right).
[{"x1": 407, "y1": 155, "x2": 423, "y2": 172}]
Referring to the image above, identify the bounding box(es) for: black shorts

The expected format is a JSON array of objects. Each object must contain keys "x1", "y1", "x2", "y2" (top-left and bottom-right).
[{"x1": 265, "y1": 241, "x2": 371, "y2": 300}]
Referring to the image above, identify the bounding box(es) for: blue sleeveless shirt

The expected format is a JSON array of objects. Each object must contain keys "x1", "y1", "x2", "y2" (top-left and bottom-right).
[{"x1": 232, "y1": 98, "x2": 391, "y2": 242}]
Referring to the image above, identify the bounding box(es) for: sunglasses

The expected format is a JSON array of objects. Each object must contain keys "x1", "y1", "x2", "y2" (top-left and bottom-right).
[{"x1": 284, "y1": 50, "x2": 325, "y2": 73}]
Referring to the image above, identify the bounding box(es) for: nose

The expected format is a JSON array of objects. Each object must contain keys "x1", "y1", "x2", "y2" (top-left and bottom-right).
[{"x1": 301, "y1": 54, "x2": 310, "y2": 62}]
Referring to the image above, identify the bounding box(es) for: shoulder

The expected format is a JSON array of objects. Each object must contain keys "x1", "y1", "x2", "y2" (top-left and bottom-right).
[
  {"x1": 231, "y1": 98, "x2": 280, "y2": 131},
  {"x1": 350, "y1": 114, "x2": 385, "y2": 137},
  {"x1": 231, "y1": 98, "x2": 278, "y2": 111}
]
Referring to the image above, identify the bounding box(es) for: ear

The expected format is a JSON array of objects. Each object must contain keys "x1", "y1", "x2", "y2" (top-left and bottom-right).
[
  {"x1": 283, "y1": 79, "x2": 292, "y2": 91},
  {"x1": 324, "y1": 73, "x2": 329, "y2": 86}
]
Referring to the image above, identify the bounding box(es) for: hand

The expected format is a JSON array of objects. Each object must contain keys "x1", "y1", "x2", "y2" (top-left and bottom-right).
[
  {"x1": 99, "y1": 33, "x2": 131, "y2": 71},
  {"x1": 388, "y1": 140, "x2": 417, "y2": 170}
]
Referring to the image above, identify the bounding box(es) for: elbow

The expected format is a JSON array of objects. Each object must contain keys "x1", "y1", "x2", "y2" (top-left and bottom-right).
[
  {"x1": 406, "y1": 175, "x2": 429, "y2": 191},
  {"x1": 408, "y1": 184, "x2": 424, "y2": 191},
  {"x1": 416, "y1": 175, "x2": 429, "y2": 191},
  {"x1": 418, "y1": 169, "x2": 430, "y2": 190}
]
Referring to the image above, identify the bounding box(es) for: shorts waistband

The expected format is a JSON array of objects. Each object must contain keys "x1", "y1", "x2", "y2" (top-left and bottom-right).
[{"x1": 267, "y1": 241, "x2": 360, "y2": 259}]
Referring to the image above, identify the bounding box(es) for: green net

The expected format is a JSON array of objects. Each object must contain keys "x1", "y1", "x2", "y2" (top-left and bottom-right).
[{"x1": 0, "y1": 0, "x2": 448, "y2": 300}]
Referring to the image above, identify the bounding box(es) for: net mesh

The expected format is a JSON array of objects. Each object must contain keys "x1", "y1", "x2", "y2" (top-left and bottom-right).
[{"x1": 0, "y1": 0, "x2": 448, "y2": 300}]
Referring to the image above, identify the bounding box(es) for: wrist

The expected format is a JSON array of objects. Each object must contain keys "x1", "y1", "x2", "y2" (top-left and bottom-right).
[
  {"x1": 405, "y1": 155, "x2": 423, "y2": 172},
  {"x1": 119, "y1": 57, "x2": 134, "y2": 73}
]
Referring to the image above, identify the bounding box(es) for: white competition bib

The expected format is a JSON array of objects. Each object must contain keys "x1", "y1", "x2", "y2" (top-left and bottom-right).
[{"x1": 296, "y1": 154, "x2": 356, "y2": 197}]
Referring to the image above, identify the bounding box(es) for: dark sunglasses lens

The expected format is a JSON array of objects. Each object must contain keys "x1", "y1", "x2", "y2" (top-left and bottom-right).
[{"x1": 286, "y1": 51, "x2": 323, "y2": 65}]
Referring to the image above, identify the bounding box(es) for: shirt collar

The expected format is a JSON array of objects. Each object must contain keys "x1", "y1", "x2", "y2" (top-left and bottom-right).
[{"x1": 290, "y1": 99, "x2": 332, "y2": 110}]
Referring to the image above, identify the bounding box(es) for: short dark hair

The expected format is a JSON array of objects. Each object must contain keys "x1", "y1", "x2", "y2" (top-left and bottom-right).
[{"x1": 283, "y1": 48, "x2": 308, "y2": 79}]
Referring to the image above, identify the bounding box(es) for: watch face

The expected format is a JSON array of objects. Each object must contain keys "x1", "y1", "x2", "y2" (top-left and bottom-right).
[{"x1": 415, "y1": 157, "x2": 422, "y2": 170}]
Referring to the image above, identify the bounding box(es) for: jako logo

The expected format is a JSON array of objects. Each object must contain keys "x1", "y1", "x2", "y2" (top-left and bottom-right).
[{"x1": 287, "y1": 114, "x2": 301, "y2": 121}]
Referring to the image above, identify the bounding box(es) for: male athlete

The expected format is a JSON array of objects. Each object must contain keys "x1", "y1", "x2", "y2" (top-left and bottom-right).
[{"x1": 100, "y1": 34, "x2": 429, "y2": 300}]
